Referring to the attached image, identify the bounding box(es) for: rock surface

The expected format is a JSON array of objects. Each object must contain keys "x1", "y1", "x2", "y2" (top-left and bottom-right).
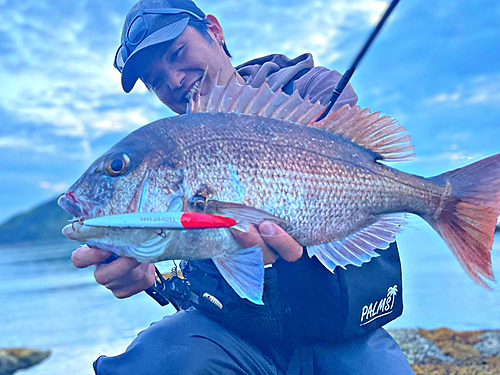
[
  {"x1": 388, "y1": 328, "x2": 500, "y2": 374},
  {"x1": 1, "y1": 329, "x2": 498, "y2": 374},
  {"x1": 0, "y1": 348, "x2": 51, "y2": 375}
]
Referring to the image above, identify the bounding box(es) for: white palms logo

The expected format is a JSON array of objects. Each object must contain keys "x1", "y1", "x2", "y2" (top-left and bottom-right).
[
  {"x1": 360, "y1": 284, "x2": 400, "y2": 326},
  {"x1": 387, "y1": 285, "x2": 398, "y2": 310}
]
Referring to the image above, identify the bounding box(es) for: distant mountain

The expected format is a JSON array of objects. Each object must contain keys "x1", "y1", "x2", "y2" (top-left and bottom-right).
[{"x1": 0, "y1": 198, "x2": 71, "y2": 244}]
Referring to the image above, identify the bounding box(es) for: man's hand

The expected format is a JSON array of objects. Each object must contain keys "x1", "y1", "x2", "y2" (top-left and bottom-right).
[
  {"x1": 71, "y1": 245, "x2": 155, "y2": 299},
  {"x1": 72, "y1": 221, "x2": 301, "y2": 299},
  {"x1": 230, "y1": 220, "x2": 303, "y2": 264}
]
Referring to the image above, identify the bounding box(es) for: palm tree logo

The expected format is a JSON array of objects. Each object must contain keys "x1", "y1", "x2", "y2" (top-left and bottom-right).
[{"x1": 387, "y1": 285, "x2": 398, "y2": 310}]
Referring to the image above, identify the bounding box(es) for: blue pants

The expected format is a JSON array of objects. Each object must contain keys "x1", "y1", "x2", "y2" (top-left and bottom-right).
[{"x1": 94, "y1": 308, "x2": 414, "y2": 375}]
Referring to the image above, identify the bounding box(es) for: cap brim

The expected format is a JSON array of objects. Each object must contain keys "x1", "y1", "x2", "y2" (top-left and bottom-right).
[{"x1": 121, "y1": 17, "x2": 190, "y2": 93}]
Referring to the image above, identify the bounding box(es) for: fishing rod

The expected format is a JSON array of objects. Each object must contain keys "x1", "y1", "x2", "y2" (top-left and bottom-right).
[{"x1": 315, "y1": 0, "x2": 400, "y2": 122}]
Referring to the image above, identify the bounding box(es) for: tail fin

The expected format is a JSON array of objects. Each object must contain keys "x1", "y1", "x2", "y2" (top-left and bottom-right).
[{"x1": 427, "y1": 153, "x2": 500, "y2": 289}]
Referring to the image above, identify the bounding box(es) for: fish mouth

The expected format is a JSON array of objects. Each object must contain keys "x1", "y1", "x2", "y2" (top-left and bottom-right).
[
  {"x1": 58, "y1": 193, "x2": 82, "y2": 218},
  {"x1": 58, "y1": 193, "x2": 102, "y2": 226},
  {"x1": 59, "y1": 193, "x2": 105, "y2": 241}
]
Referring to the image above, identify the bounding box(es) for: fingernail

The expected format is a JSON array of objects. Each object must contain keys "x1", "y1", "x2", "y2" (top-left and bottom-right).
[
  {"x1": 259, "y1": 221, "x2": 275, "y2": 236},
  {"x1": 229, "y1": 227, "x2": 244, "y2": 234}
]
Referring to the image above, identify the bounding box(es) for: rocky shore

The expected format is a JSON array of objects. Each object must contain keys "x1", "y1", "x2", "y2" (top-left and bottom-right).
[
  {"x1": 0, "y1": 348, "x2": 50, "y2": 375},
  {"x1": 388, "y1": 328, "x2": 500, "y2": 374},
  {"x1": 1, "y1": 328, "x2": 498, "y2": 374}
]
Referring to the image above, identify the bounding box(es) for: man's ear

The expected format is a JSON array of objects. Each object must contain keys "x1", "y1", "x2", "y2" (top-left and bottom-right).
[{"x1": 205, "y1": 14, "x2": 225, "y2": 46}]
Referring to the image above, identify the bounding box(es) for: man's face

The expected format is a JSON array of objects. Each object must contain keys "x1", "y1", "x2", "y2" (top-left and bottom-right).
[{"x1": 137, "y1": 24, "x2": 234, "y2": 114}]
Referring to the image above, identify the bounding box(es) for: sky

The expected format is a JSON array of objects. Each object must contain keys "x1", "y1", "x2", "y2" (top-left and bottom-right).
[{"x1": 0, "y1": 0, "x2": 499, "y2": 224}]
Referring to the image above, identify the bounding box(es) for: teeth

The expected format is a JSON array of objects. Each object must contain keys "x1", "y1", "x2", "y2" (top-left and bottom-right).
[{"x1": 185, "y1": 80, "x2": 201, "y2": 101}]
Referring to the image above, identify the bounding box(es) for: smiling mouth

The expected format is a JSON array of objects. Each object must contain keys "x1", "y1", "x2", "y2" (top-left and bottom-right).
[{"x1": 185, "y1": 80, "x2": 201, "y2": 102}]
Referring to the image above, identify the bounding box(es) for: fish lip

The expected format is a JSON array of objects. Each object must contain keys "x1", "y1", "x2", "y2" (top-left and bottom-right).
[
  {"x1": 58, "y1": 194, "x2": 82, "y2": 218},
  {"x1": 58, "y1": 193, "x2": 99, "y2": 222}
]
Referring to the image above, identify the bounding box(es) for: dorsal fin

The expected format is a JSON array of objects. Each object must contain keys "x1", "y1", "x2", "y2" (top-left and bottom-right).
[{"x1": 188, "y1": 71, "x2": 415, "y2": 162}]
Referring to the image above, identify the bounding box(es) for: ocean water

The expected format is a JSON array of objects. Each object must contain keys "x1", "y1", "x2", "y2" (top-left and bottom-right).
[
  {"x1": 1, "y1": 220, "x2": 499, "y2": 374},
  {"x1": 0, "y1": 241, "x2": 176, "y2": 375}
]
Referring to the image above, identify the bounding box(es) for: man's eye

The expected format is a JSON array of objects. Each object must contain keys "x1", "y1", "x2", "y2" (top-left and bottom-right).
[
  {"x1": 146, "y1": 76, "x2": 162, "y2": 93},
  {"x1": 171, "y1": 46, "x2": 183, "y2": 61}
]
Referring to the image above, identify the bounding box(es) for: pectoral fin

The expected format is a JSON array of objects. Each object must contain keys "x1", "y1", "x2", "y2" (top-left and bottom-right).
[{"x1": 212, "y1": 246, "x2": 265, "y2": 305}]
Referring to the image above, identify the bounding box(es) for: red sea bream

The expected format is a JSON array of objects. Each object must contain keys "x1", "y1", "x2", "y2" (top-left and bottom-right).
[{"x1": 58, "y1": 76, "x2": 500, "y2": 303}]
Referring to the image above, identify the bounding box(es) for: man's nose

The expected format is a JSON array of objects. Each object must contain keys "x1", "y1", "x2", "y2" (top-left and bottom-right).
[{"x1": 166, "y1": 70, "x2": 185, "y2": 90}]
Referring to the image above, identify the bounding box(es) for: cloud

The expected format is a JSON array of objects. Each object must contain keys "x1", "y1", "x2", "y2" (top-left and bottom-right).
[
  {"x1": 423, "y1": 74, "x2": 500, "y2": 107},
  {"x1": 1, "y1": 0, "x2": 499, "y2": 224},
  {"x1": 424, "y1": 91, "x2": 462, "y2": 105},
  {"x1": 0, "y1": 0, "x2": 159, "y2": 145},
  {"x1": 0, "y1": 0, "x2": 391, "y2": 168},
  {"x1": 206, "y1": 0, "x2": 390, "y2": 66},
  {"x1": 0, "y1": 136, "x2": 57, "y2": 154},
  {"x1": 40, "y1": 181, "x2": 69, "y2": 192},
  {"x1": 413, "y1": 150, "x2": 484, "y2": 164},
  {"x1": 394, "y1": 149, "x2": 492, "y2": 178},
  {"x1": 0, "y1": 60, "x2": 157, "y2": 137},
  {"x1": 467, "y1": 75, "x2": 500, "y2": 105}
]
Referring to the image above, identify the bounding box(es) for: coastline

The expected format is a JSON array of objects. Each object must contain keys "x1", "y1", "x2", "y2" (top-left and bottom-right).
[
  {"x1": 0, "y1": 348, "x2": 50, "y2": 375},
  {"x1": 2, "y1": 328, "x2": 499, "y2": 374},
  {"x1": 1, "y1": 235, "x2": 498, "y2": 374},
  {"x1": 388, "y1": 327, "x2": 500, "y2": 374}
]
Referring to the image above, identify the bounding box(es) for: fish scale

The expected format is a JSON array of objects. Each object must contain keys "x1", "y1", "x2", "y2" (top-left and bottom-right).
[{"x1": 164, "y1": 112, "x2": 445, "y2": 246}]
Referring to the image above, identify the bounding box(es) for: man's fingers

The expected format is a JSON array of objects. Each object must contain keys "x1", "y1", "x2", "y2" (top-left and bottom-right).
[
  {"x1": 94, "y1": 256, "x2": 142, "y2": 286},
  {"x1": 110, "y1": 284, "x2": 147, "y2": 299},
  {"x1": 258, "y1": 221, "x2": 303, "y2": 262},
  {"x1": 71, "y1": 245, "x2": 112, "y2": 268},
  {"x1": 261, "y1": 248, "x2": 278, "y2": 265},
  {"x1": 229, "y1": 225, "x2": 264, "y2": 249},
  {"x1": 230, "y1": 222, "x2": 302, "y2": 264},
  {"x1": 229, "y1": 225, "x2": 276, "y2": 264},
  {"x1": 71, "y1": 246, "x2": 156, "y2": 299},
  {"x1": 111, "y1": 287, "x2": 139, "y2": 299},
  {"x1": 105, "y1": 263, "x2": 156, "y2": 298},
  {"x1": 127, "y1": 262, "x2": 156, "y2": 288}
]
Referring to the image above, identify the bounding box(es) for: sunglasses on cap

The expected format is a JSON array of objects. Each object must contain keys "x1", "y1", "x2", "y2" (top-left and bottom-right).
[{"x1": 114, "y1": 8, "x2": 204, "y2": 73}]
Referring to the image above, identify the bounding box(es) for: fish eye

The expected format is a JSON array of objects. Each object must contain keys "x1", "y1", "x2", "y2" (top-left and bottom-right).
[{"x1": 105, "y1": 154, "x2": 130, "y2": 177}]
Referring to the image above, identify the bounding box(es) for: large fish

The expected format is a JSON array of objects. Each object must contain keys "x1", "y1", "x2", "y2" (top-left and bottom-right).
[{"x1": 59, "y1": 75, "x2": 500, "y2": 303}]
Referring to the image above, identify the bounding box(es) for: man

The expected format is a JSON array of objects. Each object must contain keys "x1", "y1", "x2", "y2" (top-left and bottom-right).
[{"x1": 73, "y1": 0, "x2": 414, "y2": 373}]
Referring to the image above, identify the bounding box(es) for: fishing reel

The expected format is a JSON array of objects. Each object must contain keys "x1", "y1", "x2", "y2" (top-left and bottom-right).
[
  {"x1": 101, "y1": 254, "x2": 192, "y2": 309},
  {"x1": 145, "y1": 264, "x2": 224, "y2": 312},
  {"x1": 145, "y1": 265, "x2": 193, "y2": 310}
]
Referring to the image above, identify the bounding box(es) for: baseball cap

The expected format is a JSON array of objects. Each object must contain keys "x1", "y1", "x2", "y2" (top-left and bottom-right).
[{"x1": 114, "y1": 0, "x2": 206, "y2": 93}]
